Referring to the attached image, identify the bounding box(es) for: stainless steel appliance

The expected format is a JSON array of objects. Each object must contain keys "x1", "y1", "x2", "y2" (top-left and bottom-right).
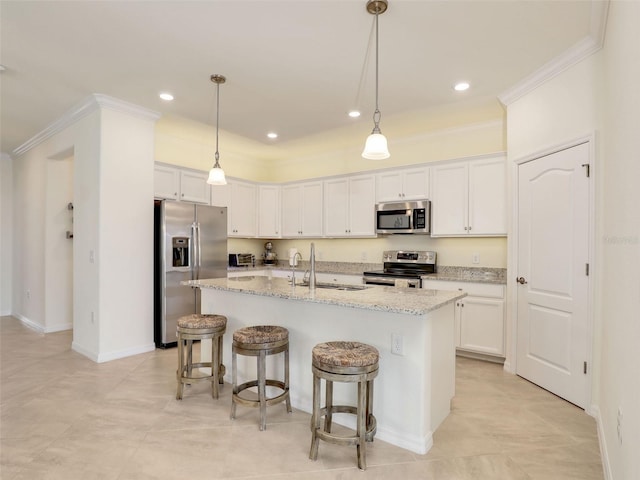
[
  {"x1": 229, "y1": 253, "x2": 254, "y2": 267},
  {"x1": 154, "y1": 200, "x2": 228, "y2": 348},
  {"x1": 375, "y1": 200, "x2": 431, "y2": 234},
  {"x1": 363, "y1": 250, "x2": 436, "y2": 288}
]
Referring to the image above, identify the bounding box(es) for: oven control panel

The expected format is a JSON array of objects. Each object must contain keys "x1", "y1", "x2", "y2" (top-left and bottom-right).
[{"x1": 383, "y1": 250, "x2": 436, "y2": 264}]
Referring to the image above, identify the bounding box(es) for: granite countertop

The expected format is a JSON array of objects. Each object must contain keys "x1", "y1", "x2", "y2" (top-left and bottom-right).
[
  {"x1": 185, "y1": 276, "x2": 466, "y2": 316},
  {"x1": 230, "y1": 263, "x2": 507, "y2": 285}
]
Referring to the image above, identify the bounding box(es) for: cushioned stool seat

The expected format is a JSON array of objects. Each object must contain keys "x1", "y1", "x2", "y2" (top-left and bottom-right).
[
  {"x1": 176, "y1": 314, "x2": 227, "y2": 400},
  {"x1": 231, "y1": 325, "x2": 291, "y2": 431},
  {"x1": 309, "y1": 341, "x2": 379, "y2": 470}
]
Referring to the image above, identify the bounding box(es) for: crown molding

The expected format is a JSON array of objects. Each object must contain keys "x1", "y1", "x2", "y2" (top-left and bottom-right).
[
  {"x1": 13, "y1": 94, "x2": 160, "y2": 157},
  {"x1": 498, "y1": 0, "x2": 609, "y2": 106}
]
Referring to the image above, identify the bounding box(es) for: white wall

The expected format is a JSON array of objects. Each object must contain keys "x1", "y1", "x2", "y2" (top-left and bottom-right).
[
  {"x1": 505, "y1": 2, "x2": 640, "y2": 477},
  {"x1": 11, "y1": 95, "x2": 159, "y2": 363},
  {"x1": 0, "y1": 153, "x2": 12, "y2": 316},
  {"x1": 44, "y1": 155, "x2": 74, "y2": 331},
  {"x1": 598, "y1": 2, "x2": 640, "y2": 479}
]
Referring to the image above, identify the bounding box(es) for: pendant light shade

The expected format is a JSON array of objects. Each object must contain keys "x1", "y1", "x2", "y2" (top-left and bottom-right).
[
  {"x1": 207, "y1": 74, "x2": 227, "y2": 185},
  {"x1": 362, "y1": 0, "x2": 390, "y2": 160},
  {"x1": 362, "y1": 132, "x2": 389, "y2": 160}
]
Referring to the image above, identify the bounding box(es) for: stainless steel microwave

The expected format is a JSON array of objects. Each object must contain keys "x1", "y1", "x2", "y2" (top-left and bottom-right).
[{"x1": 375, "y1": 200, "x2": 431, "y2": 234}]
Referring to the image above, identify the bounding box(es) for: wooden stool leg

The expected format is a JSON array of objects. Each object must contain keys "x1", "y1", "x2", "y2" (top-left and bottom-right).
[
  {"x1": 211, "y1": 335, "x2": 219, "y2": 399},
  {"x1": 186, "y1": 339, "x2": 193, "y2": 379},
  {"x1": 324, "y1": 380, "x2": 333, "y2": 433},
  {"x1": 309, "y1": 372, "x2": 321, "y2": 460},
  {"x1": 284, "y1": 346, "x2": 292, "y2": 413},
  {"x1": 218, "y1": 335, "x2": 225, "y2": 384},
  {"x1": 258, "y1": 349, "x2": 267, "y2": 431},
  {"x1": 357, "y1": 380, "x2": 367, "y2": 470},
  {"x1": 366, "y1": 378, "x2": 374, "y2": 439},
  {"x1": 176, "y1": 334, "x2": 184, "y2": 400},
  {"x1": 230, "y1": 347, "x2": 238, "y2": 419}
]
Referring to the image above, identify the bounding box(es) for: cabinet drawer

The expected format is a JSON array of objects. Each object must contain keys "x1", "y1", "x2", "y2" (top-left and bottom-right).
[{"x1": 422, "y1": 279, "x2": 504, "y2": 299}]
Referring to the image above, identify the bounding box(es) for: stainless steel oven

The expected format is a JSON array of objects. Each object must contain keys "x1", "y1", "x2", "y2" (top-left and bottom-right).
[{"x1": 363, "y1": 250, "x2": 436, "y2": 288}]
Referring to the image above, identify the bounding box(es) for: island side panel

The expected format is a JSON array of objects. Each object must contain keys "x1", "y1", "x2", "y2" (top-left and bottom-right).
[{"x1": 200, "y1": 287, "x2": 455, "y2": 455}]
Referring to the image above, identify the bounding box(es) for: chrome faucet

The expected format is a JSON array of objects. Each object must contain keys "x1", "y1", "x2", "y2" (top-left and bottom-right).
[
  {"x1": 290, "y1": 252, "x2": 302, "y2": 285},
  {"x1": 309, "y1": 242, "x2": 317, "y2": 290}
]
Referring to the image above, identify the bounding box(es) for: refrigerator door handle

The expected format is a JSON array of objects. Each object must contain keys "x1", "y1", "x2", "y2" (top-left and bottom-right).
[
  {"x1": 191, "y1": 222, "x2": 198, "y2": 280},
  {"x1": 195, "y1": 222, "x2": 202, "y2": 279}
]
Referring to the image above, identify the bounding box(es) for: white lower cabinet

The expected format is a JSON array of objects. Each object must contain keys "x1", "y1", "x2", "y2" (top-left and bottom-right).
[{"x1": 422, "y1": 279, "x2": 505, "y2": 357}]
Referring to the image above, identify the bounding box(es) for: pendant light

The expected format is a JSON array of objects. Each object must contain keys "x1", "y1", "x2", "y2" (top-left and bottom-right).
[
  {"x1": 207, "y1": 74, "x2": 227, "y2": 185},
  {"x1": 362, "y1": 0, "x2": 390, "y2": 160}
]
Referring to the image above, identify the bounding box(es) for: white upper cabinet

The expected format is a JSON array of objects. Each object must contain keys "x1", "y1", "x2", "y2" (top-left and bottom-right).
[
  {"x1": 324, "y1": 174, "x2": 376, "y2": 237},
  {"x1": 257, "y1": 185, "x2": 281, "y2": 238},
  {"x1": 376, "y1": 166, "x2": 430, "y2": 202},
  {"x1": 281, "y1": 181, "x2": 323, "y2": 237},
  {"x1": 211, "y1": 179, "x2": 256, "y2": 237},
  {"x1": 154, "y1": 164, "x2": 211, "y2": 204},
  {"x1": 431, "y1": 156, "x2": 506, "y2": 237}
]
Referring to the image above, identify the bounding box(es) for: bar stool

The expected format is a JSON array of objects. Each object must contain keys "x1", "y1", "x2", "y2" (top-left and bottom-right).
[
  {"x1": 309, "y1": 341, "x2": 379, "y2": 471},
  {"x1": 176, "y1": 314, "x2": 227, "y2": 400},
  {"x1": 231, "y1": 325, "x2": 291, "y2": 431}
]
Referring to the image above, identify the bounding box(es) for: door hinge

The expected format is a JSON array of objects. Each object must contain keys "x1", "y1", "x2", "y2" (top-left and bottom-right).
[
  {"x1": 582, "y1": 163, "x2": 590, "y2": 177},
  {"x1": 586, "y1": 263, "x2": 590, "y2": 276},
  {"x1": 584, "y1": 361, "x2": 588, "y2": 374}
]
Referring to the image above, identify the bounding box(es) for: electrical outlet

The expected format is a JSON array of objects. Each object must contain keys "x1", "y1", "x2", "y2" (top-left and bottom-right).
[
  {"x1": 617, "y1": 407, "x2": 623, "y2": 444},
  {"x1": 391, "y1": 333, "x2": 404, "y2": 355},
  {"x1": 361, "y1": 251, "x2": 368, "y2": 261},
  {"x1": 26, "y1": 289, "x2": 31, "y2": 300},
  {"x1": 472, "y1": 252, "x2": 480, "y2": 264}
]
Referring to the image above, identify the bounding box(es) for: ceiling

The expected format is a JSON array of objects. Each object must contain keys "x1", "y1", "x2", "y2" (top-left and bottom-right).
[{"x1": 1, "y1": 1, "x2": 598, "y2": 156}]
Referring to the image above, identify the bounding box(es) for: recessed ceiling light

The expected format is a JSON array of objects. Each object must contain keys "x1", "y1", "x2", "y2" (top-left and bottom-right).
[
  {"x1": 453, "y1": 82, "x2": 470, "y2": 92},
  {"x1": 267, "y1": 132, "x2": 278, "y2": 139},
  {"x1": 159, "y1": 92, "x2": 174, "y2": 101},
  {"x1": 348, "y1": 110, "x2": 361, "y2": 118}
]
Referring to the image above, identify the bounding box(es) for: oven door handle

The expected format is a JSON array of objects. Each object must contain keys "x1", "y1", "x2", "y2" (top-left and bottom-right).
[{"x1": 363, "y1": 276, "x2": 397, "y2": 286}]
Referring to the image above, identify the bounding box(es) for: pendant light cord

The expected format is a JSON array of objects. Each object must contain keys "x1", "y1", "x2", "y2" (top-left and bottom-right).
[
  {"x1": 214, "y1": 80, "x2": 221, "y2": 165},
  {"x1": 372, "y1": 9, "x2": 381, "y2": 133}
]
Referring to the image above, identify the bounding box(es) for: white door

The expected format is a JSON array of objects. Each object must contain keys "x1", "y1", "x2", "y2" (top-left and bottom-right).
[{"x1": 516, "y1": 142, "x2": 590, "y2": 408}]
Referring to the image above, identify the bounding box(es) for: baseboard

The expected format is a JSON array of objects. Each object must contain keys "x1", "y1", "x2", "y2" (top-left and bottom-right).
[
  {"x1": 456, "y1": 349, "x2": 505, "y2": 364},
  {"x1": 45, "y1": 323, "x2": 72, "y2": 333},
  {"x1": 72, "y1": 341, "x2": 156, "y2": 363},
  {"x1": 590, "y1": 404, "x2": 613, "y2": 480},
  {"x1": 15, "y1": 314, "x2": 45, "y2": 333}
]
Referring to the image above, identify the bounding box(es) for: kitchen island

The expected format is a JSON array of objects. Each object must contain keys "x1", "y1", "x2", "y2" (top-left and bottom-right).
[{"x1": 184, "y1": 275, "x2": 465, "y2": 454}]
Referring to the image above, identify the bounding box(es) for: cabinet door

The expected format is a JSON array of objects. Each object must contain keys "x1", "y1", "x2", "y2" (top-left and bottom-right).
[
  {"x1": 323, "y1": 178, "x2": 350, "y2": 237},
  {"x1": 459, "y1": 297, "x2": 505, "y2": 356},
  {"x1": 300, "y1": 181, "x2": 323, "y2": 237},
  {"x1": 257, "y1": 185, "x2": 280, "y2": 238},
  {"x1": 230, "y1": 181, "x2": 257, "y2": 237},
  {"x1": 468, "y1": 157, "x2": 507, "y2": 236},
  {"x1": 154, "y1": 165, "x2": 180, "y2": 200},
  {"x1": 431, "y1": 162, "x2": 468, "y2": 236},
  {"x1": 281, "y1": 184, "x2": 302, "y2": 237},
  {"x1": 376, "y1": 167, "x2": 429, "y2": 202},
  {"x1": 348, "y1": 174, "x2": 376, "y2": 236},
  {"x1": 180, "y1": 170, "x2": 211, "y2": 204},
  {"x1": 401, "y1": 167, "x2": 430, "y2": 200},
  {"x1": 376, "y1": 171, "x2": 404, "y2": 202}
]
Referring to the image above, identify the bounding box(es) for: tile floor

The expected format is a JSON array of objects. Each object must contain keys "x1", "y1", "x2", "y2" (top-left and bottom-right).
[{"x1": 0, "y1": 316, "x2": 603, "y2": 479}]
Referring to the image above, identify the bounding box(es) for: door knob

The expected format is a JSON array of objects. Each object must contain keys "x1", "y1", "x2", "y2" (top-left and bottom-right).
[{"x1": 516, "y1": 276, "x2": 528, "y2": 284}]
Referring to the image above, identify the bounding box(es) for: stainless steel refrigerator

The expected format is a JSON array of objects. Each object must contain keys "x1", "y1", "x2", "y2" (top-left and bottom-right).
[{"x1": 154, "y1": 199, "x2": 227, "y2": 348}]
